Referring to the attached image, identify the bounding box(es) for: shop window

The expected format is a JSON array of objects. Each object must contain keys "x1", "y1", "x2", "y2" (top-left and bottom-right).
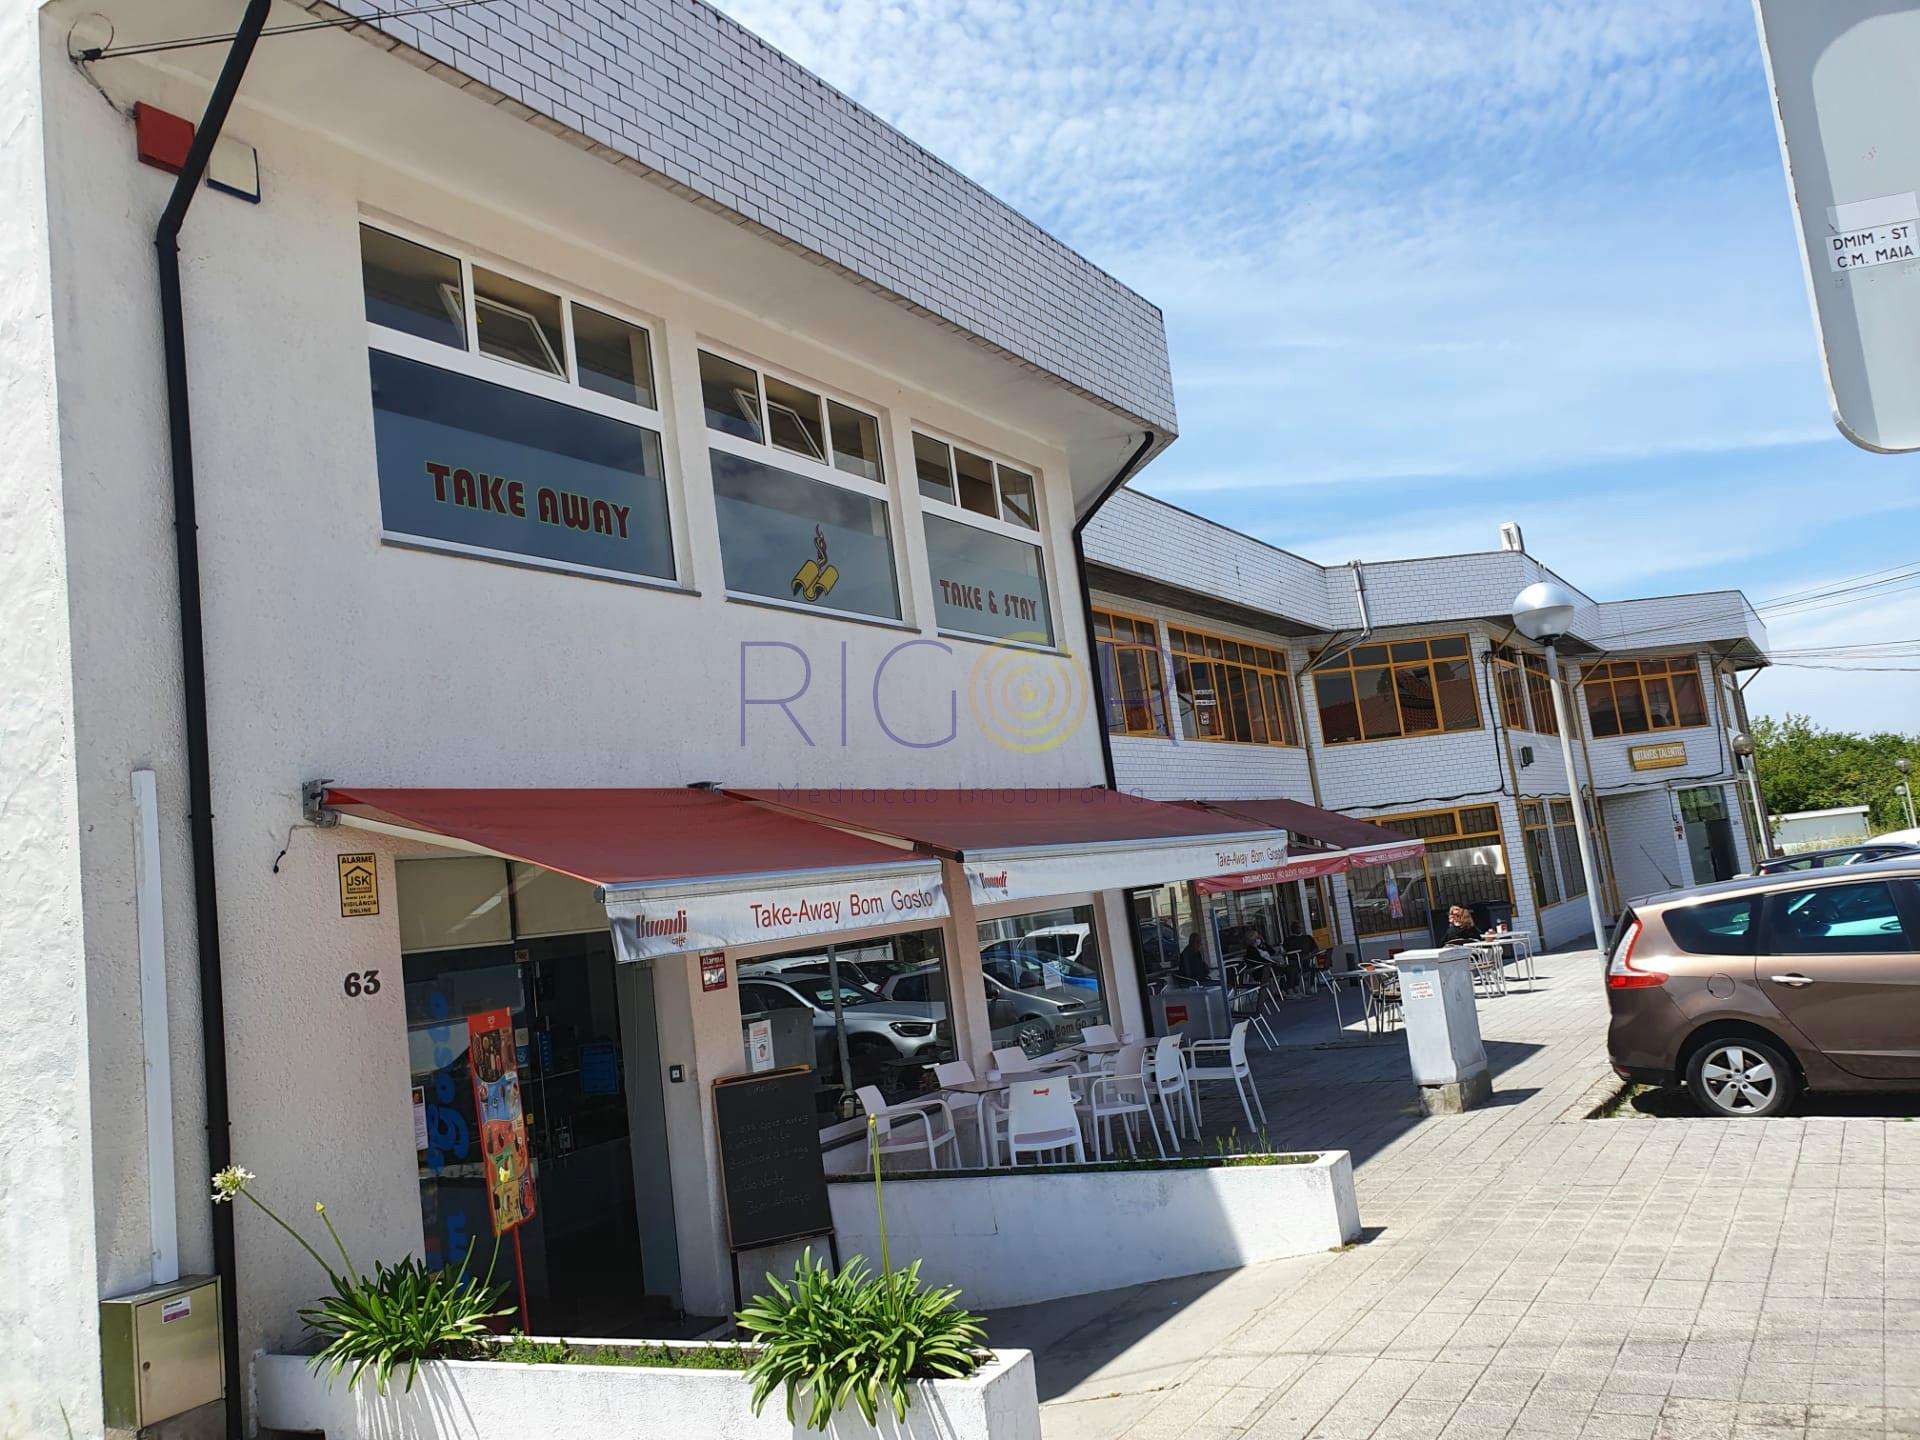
[
  {"x1": 1550, "y1": 798, "x2": 1588, "y2": 899},
  {"x1": 736, "y1": 930, "x2": 952, "y2": 1113},
  {"x1": 1581, "y1": 654, "x2": 1708, "y2": 738},
  {"x1": 360, "y1": 225, "x2": 674, "y2": 586},
  {"x1": 472, "y1": 266, "x2": 566, "y2": 377},
  {"x1": 924, "y1": 515, "x2": 1052, "y2": 644},
  {"x1": 571, "y1": 303, "x2": 654, "y2": 408},
  {"x1": 369, "y1": 350, "x2": 675, "y2": 583},
  {"x1": 914, "y1": 428, "x2": 1052, "y2": 643},
  {"x1": 975, "y1": 904, "x2": 1107, "y2": 1057},
  {"x1": 1350, "y1": 805, "x2": 1511, "y2": 936},
  {"x1": 1313, "y1": 634, "x2": 1480, "y2": 743},
  {"x1": 1521, "y1": 799, "x2": 1561, "y2": 908},
  {"x1": 1095, "y1": 609, "x2": 1170, "y2": 738},
  {"x1": 711, "y1": 449, "x2": 902, "y2": 620},
  {"x1": 1167, "y1": 625, "x2": 1298, "y2": 746},
  {"x1": 360, "y1": 226, "x2": 466, "y2": 349}
]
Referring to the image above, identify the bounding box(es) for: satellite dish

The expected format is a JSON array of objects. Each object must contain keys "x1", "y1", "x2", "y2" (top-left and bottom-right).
[{"x1": 1754, "y1": 0, "x2": 1920, "y2": 452}]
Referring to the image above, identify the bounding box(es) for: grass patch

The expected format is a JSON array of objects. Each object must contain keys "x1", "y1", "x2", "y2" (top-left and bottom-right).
[
  {"x1": 1586, "y1": 1081, "x2": 1650, "y2": 1120},
  {"x1": 491, "y1": 1336, "x2": 755, "y2": 1370}
]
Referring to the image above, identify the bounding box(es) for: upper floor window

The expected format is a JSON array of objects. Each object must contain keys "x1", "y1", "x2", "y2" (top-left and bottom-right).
[
  {"x1": 1168, "y1": 627, "x2": 1298, "y2": 746},
  {"x1": 1313, "y1": 635, "x2": 1479, "y2": 744},
  {"x1": 1491, "y1": 645, "x2": 1559, "y2": 736},
  {"x1": 358, "y1": 224, "x2": 674, "y2": 585},
  {"x1": 1094, "y1": 610, "x2": 1169, "y2": 737},
  {"x1": 914, "y1": 429, "x2": 1052, "y2": 645},
  {"x1": 696, "y1": 347, "x2": 899, "y2": 622},
  {"x1": 1581, "y1": 654, "x2": 1707, "y2": 738}
]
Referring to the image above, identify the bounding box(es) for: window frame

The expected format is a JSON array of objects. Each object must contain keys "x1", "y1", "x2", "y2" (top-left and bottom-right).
[
  {"x1": 1580, "y1": 653, "x2": 1709, "y2": 739},
  {"x1": 1165, "y1": 623, "x2": 1299, "y2": 747},
  {"x1": 911, "y1": 423, "x2": 1056, "y2": 648},
  {"x1": 1094, "y1": 608, "x2": 1171, "y2": 738},
  {"x1": 1312, "y1": 633, "x2": 1483, "y2": 745},
  {"x1": 360, "y1": 217, "x2": 683, "y2": 590},
  {"x1": 1520, "y1": 799, "x2": 1562, "y2": 909},
  {"x1": 695, "y1": 339, "x2": 909, "y2": 628}
]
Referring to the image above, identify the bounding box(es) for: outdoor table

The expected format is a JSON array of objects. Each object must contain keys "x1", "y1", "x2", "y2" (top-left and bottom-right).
[
  {"x1": 1479, "y1": 932, "x2": 1536, "y2": 990},
  {"x1": 1325, "y1": 965, "x2": 1398, "y2": 1035}
]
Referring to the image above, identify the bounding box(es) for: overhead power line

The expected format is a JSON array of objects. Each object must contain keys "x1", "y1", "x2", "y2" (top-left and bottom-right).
[{"x1": 78, "y1": 0, "x2": 506, "y2": 61}]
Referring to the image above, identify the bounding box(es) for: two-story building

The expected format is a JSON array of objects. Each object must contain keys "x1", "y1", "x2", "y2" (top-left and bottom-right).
[
  {"x1": 4, "y1": 3, "x2": 1308, "y2": 1434},
  {"x1": 1085, "y1": 491, "x2": 1771, "y2": 969}
]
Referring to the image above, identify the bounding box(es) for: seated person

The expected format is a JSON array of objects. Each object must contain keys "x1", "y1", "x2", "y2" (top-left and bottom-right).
[
  {"x1": 1176, "y1": 931, "x2": 1211, "y2": 984},
  {"x1": 1441, "y1": 905, "x2": 1484, "y2": 946}
]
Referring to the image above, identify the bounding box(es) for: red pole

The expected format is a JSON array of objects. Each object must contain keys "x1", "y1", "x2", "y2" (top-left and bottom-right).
[{"x1": 511, "y1": 1228, "x2": 530, "y2": 1334}]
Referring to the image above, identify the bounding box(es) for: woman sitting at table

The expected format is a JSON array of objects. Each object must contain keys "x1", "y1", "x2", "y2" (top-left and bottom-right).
[{"x1": 1441, "y1": 905, "x2": 1483, "y2": 946}]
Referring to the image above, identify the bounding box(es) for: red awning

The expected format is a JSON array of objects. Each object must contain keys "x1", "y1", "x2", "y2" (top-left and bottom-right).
[
  {"x1": 732, "y1": 786, "x2": 1289, "y2": 905},
  {"x1": 321, "y1": 786, "x2": 947, "y2": 959},
  {"x1": 1187, "y1": 797, "x2": 1425, "y2": 894}
]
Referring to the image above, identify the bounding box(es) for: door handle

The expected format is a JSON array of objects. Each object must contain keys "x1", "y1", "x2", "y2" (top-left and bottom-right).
[{"x1": 1769, "y1": 973, "x2": 1814, "y2": 988}]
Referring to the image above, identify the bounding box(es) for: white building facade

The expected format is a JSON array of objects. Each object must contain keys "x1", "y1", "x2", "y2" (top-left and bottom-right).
[
  {"x1": 2, "y1": 2, "x2": 1246, "y2": 1434},
  {"x1": 1085, "y1": 491, "x2": 1772, "y2": 962}
]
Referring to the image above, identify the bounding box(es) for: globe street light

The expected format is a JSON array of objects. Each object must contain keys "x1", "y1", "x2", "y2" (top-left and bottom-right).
[
  {"x1": 1730, "y1": 731, "x2": 1772, "y2": 858},
  {"x1": 1512, "y1": 581, "x2": 1610, "y2": 950},
  {"x1": 1898, "y1": 757, "x2": 1917, "y2": 831}
]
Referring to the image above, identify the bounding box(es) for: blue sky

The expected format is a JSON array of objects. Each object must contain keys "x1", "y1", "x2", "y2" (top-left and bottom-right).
[{"x1": 717, "y1": 0, "x2": 1920, "y2": 732}]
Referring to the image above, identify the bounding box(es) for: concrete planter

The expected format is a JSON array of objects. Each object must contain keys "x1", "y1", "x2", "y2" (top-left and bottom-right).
[
  {"x1": 828, "y1": 1151, "x2": 1361, "y2": 1310},
  {"x1": 252, "y1": 1341, "x2": 1038, "y2": 1439}
]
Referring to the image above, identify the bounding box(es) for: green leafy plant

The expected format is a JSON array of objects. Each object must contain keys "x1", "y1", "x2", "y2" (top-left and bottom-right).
[
  {"x1": 211, "y1": 1165, "x2": 513, "y2": 1394},
  {"x1": 735, "y1": 1119, "x2": 987, "y2": 1427}
]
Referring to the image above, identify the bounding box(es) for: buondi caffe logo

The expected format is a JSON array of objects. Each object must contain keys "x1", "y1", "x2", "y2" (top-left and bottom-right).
[
  {"x1": 791, "y1": 525, "x2": 840, "y2": 603},
  {"x1": 968, "y1": 633, "x2": 1089, "y2": 754}
]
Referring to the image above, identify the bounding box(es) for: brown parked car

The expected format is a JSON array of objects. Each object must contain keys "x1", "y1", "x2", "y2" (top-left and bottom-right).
[{"x1": 1606, "y1": 857, "x2": 1920, "y2": 1117}]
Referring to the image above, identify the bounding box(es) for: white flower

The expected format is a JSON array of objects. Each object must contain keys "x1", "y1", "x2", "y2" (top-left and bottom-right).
[{"x1": 210, "y1": 1165, "x2": 256, "y2": 1203}]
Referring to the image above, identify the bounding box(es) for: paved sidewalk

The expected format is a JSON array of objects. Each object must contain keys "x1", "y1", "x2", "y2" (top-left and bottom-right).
[{"x1": 987, "y1": 956, "x2": 1920, "y2": 1440}]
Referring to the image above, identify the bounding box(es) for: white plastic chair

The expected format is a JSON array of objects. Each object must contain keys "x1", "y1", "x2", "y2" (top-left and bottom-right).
[
  {"x1": 856, "y1": 1085, "x2": 959, "y2": 1170},
  {"x1": 1186, "y1": 1021, "x2": 1268, "y2": 1134},
  {"x1": 1079, "y1": 1023, "x2": 1117, "y2": 1048},
  {"x1": 934, "y1": 1060, "x2": 1000, "y2": 1167},
  {"x1": 1146, "y1": 1035, "x2": 1198, "y2": 1142},
  {"x1": 1083, "y1": 1042, "x2": 1165, "y2": 1160},
  {"x1": 1005, "y1": 1077, "x2": 1086, "y2": 1166}
]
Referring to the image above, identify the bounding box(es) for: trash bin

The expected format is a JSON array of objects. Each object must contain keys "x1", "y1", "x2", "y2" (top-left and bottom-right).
[
  {"x1": 1392, "y1": 946, "x2": 1492, "y2": 1114},
  {"x1": 1153, "y1": 983, "x2": 1228, "y2": 1040}
]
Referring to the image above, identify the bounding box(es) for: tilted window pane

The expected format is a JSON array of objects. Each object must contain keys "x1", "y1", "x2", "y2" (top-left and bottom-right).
[
  {"x1": 710, "y1": 449, "x2": 900, "y2": 620},
  {"x1": 827, "y1": 400, "x2": 883, "y2": 483},
  {"x1": 923, "y1": 514, "x2": 1052, "y2": 643},
  {"x1": 361, "y1": 226, "x2": 466, "y2": 349},
  {"x1": 369, "y1": 350, "x2": 673, "y2": 581},
  {"x1": 699, "y1": 351, "x2": 763, "y2": 441},
  {"x1": 1672, "y1": 671, "x2": 1708, "y2": 726},
  {"x1": 571, "y1": 303, "x2": 654, "y2": 408},
  {"x1": 998, "y1": 466, "x2": 1039, "y2": 530},
  {"x1": 1356, "y1": 666, "x2": 1401, "y2": 739},
  {"x1": 765, "y1": 374, "x2": 827, "y2": 463},
  {"x1": 1315, "y1": 671, "x2": 1361, "y2": 743},
  {"x1": 473, "y1": 267, "x2": 566, "y2": 377},
  {"x1": 954, "y1": 448, "x2": 998, "y2": 517},
  {"x1": 913, "y1": 432, "x2": 954, "y2": 503}
]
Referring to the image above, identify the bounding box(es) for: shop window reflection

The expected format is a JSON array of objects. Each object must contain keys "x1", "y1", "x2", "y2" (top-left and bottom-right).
[{"x1": 974, "y1": 904, "x2": 1107, "y2": 1056}]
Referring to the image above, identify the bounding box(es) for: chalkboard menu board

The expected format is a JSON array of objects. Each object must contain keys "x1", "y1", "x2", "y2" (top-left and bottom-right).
[{"x1": 712, "y1": 1066, "x2": 833, "y2": 1252}]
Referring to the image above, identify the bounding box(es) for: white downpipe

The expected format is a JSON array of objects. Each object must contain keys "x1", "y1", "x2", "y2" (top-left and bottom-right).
[{"x1": 133, "y1": 769, "x2": 180, "y2": 1286}]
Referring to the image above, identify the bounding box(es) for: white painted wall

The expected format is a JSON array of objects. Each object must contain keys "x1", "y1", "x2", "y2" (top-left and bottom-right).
[
  {"x1": 31, "y1": 8, "x2": 1116, "y2": 1384},
  {"x1": 0, "y1": 7, "x2": 104, "y2": 1433}
]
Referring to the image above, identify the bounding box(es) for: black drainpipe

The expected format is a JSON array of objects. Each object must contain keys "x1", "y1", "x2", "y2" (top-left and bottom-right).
[
  {"x1": 153, "y1": 4, "x2": 272, "y2": 1435},
  {"x1": 1072, "y1": 429, "x2": 1157, "y2": 790}
]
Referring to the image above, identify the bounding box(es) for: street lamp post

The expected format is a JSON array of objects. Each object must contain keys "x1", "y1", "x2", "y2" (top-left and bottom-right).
[
  {"x1": 1898, "y1": 757, "x2": 1917, "y2": 831},
  {"x1": 1512, "y1": 581, "x2": 1611, "y2": 951},
  {"x1": 1731, "y1": 731, "x2": 1771, "y2": 858}
]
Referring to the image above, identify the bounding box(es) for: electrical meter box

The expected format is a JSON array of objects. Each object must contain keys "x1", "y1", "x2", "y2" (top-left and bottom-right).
[{"x1": 100, "y1": 1274, "x2": 224, "y2": 1431}]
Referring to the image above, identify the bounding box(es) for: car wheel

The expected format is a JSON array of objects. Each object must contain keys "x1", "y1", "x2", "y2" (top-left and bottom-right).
[
  {"x1": 1686, "y1": 1036, "x2": 1797, "y2": 1118},
  {"x1": 1015, "y1": 1019, "x2": 1052, "y2": 1056}
]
